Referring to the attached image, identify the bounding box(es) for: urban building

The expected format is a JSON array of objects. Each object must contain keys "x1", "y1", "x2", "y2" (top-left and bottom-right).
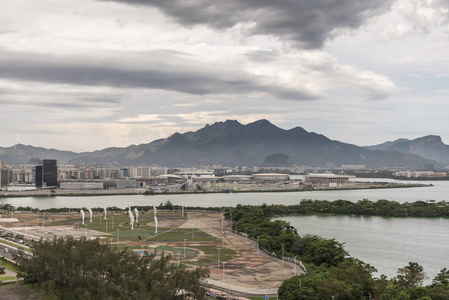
[
  {"x1": 33, "y1": 159, "x2": 58, "y2": 188},
  {"x1": 43, "y1": 159, "x2": 58, "y2": 187},
  {"x1": 252, "y1": 173, "x2": 290, "y2": 181},
  {"x1": 34, "y1": 165, "x2": 43, "y2": 188},
  {"x1": 303, "y1": 172, "x2": 353, "y2": 187},
  {"x1": 0, "y1": 169, "x2": 8, "y2": 187}
]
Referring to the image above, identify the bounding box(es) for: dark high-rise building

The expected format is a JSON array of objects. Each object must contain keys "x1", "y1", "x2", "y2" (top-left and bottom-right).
[
  {"x1": 43, "y1": 159, "x2": 57, "y2": 187},
  {"x1": 34, "y1": 165, "x2": 43, "y2": 188},
  {"x1": 0, "y1": 169, "x2": 9, "y2": 187},
  {"x1": 34, "y1": 159, "x2": 58, "y2": 188}
]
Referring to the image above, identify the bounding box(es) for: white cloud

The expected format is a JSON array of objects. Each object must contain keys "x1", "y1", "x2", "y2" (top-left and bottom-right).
[{"x1": 1, "y1": 0, "x2": 449, "y2": 152}]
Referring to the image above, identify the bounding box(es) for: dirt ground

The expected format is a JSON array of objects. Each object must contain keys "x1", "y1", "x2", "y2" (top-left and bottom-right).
[
  {"x1": 180, "y1": 212, "x2": 296, "y2": 291},
  {"x1": 1, "y1": 210, "x2": 298, "y2": 294}
]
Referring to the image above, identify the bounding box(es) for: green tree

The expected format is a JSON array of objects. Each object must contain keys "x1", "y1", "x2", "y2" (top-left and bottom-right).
[
  {"x1": 16, "y1": 236, "x2": 209, "y2": 299},
  {"x1": 396, "y1": 262, "x2": 426, "y2": 292}
]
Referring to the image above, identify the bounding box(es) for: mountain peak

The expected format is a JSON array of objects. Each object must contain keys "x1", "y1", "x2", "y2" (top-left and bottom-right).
[{"x1": 415, "y1": 135, "x2": 443, "y2": 144}]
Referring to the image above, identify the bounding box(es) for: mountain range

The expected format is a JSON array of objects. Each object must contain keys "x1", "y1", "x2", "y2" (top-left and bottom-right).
[
  {"x1": 365, "y1": 135, "x2": 449, "y2": 165},
  {"x1": 0, "y1": 120, "x2": 446, "y2": 169}
]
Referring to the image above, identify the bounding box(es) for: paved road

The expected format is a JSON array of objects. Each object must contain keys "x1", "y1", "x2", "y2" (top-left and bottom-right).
[{"x1": 0, "y1": 242, "x2": 19, "y2": 261}]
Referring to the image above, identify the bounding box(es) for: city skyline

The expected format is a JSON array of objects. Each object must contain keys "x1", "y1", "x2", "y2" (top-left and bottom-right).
[{"x1": 1, "y1": 0, "x2": 449, "y2": 152}]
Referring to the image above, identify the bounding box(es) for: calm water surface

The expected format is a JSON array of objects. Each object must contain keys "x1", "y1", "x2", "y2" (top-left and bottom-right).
[
  {"x1": 273, "y1": 215, "x2": 449, "y2": 283},
  {"x1": 0, "y1": 179, "x2": 448, "y2": 209}
]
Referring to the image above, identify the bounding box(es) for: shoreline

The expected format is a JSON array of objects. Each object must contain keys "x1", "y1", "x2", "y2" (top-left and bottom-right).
[{"x1": 0, "y1": 182, "x2": 431, "y2": 198}]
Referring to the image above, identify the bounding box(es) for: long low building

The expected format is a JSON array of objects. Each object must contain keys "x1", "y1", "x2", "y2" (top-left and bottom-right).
[
  {"x1": 60, "y1": 182, "x2": 104, "y2": 190},
  {"x1": 222, "y1": 175, "x2": 252, "y2": 182},
  {"x1": 303, "y1": 172, "x2": 354, "y2": 187},
  {"x1": 252, "y1": 173, "x2": 290, "y2": 181}
]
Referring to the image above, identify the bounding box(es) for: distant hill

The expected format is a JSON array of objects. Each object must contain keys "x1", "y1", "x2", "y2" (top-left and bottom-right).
[
  {"x1": 261, "y1": 153, "x2": 294, "y2": 167},
  {"x1": 0, "y1": 144, "x2": 82, "y2": 164},
  {"x1": 66, "y1": 119, "x2": 438, "y2": 169},
  {"x1": 366, "y1": 135, "x2": 449, "y2": 164},
  {"x1": 1, "y1": 120, "x2": 441, "y2": 168}
]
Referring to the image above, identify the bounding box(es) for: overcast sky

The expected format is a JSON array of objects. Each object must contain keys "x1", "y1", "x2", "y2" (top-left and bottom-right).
[{"x1": 1, "y1": 0, "x2": 449, "y2": 152}]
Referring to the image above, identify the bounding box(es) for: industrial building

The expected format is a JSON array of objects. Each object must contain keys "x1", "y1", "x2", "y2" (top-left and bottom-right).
[
  {"x1": 252, "y1": 173, "x2": 290, "y2": 181},
  {"x1": 60, "y1": 182, "x2": 104, "y2": 190},
  {"x1": 303, "y1": 172, "x2": 354, "y2": 187},
  {"x1": 222, "y1": 175, "x2": 252, "y2": 182}
]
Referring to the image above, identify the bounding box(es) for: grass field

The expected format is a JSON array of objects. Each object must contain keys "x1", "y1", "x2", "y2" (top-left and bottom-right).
[
  {"x1": 0, "y1": 275, "x2": 16, "y2": 281},
  {"x1": 1, "y1": 258, "x2": 19, "y2": 273},
  {"x1": 20, "y1": 211, "x2": 240, "y2": 269}
]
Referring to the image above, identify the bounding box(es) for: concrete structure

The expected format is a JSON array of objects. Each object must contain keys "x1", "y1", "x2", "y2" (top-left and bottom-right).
[
  {"x1": 174, "y1": 170, "x2": 214, "y2": 180},
  {"x1": 192, "y1": 175, "x2": 221, "y2": 182},
  {"x1": 155, "y1": 174, "x2": 184, "y2": 183},
  {"x1": 114, "y1": 179, "x2": 137, "y2": 189},
  {"x1": 393, "y1": 170, "x2": 447, "y2": 178},
  {"x1": 60, "y1": 182, "x2": 104, "y2": 190},
  {"x1": 304, "y1": 172, "x2": 354, "y2": 187},
  {"x1": 252, "y1": 173, "x2": 290, "y2": 181},
  {"x1": 5, "y1": 185, "x2": 36, "y2": 192},
  {"x1": 222, "y1": 175, "x2": 252, "y2": 182}
]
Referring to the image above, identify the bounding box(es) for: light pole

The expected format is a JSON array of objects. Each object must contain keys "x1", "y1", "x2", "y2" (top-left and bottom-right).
[
  {"x1": 230, "y1": 212, "x2": 232, "y2": 230},
  {"x1": 217, "y1": 247, "x2": 221, "y2": 268},
  {"x1": 141, "y1": 244, "x2": 145, "y2": 257},
  {"x1": 109, "y1": 238, "x2": 113, "y2": 248},
  {"x1": 222, "y1": 261, "x2": 227, "y2": 289},
  {"x1": 112, "y1": 216, "x2": 114, "y2": 230},
  {"x1": 192, "y1": 228, "x2": 194, "y2": 239},
  {"x1": 85, "y1": 224, "x2": 88, "y2": 237},
  {"x1": 176, "y1": 252, "x2": 180, "y2": 269},
  {"x1": 25, "y1": 220, "x2": 27, "y2": 237},
  {"x1": 183, "y1": 239, "x2": 187, "y2": 258}
]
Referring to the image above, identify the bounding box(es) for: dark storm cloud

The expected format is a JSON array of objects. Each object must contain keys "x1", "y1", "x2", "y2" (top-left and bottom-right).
[
  {"x1": 0, "y1": 49, "x2": 318, "y2": 100},
  {"x1": 97, "y1": 0, "x2": 394, "y2": 49}
]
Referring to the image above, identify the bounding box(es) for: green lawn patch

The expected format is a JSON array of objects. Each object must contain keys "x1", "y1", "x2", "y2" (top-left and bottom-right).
[
  {"x1": 194, "y1": 246, "x2": 236, "y2": 262},
  {"x1": 155, "y1": 245, "x2": 199, "y2": 255},
  {"x1": 0, "y1": 276, "x2": 16, "y2": 281},
  {"x1": 0, "y1": 258, "x2": 19, "y2": 273}
]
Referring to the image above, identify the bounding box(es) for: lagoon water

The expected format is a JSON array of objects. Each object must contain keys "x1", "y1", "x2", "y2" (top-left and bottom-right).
[
  {"x1": 273, "y1": 215, "x2": 449, "y2": 283},
  {"x1": 1, "y1": 179, "x2": 448, "y2": 210},
  {"x1": 1, "y1": 178, "x2": 448, "y2": 282}
]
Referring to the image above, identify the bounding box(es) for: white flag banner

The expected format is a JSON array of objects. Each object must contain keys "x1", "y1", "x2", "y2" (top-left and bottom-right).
[
  {"x1": 88, "y1": 208, "x2": 93, "y2": 222},
  {"x1": 153, "y1": 205, "x2": 158, "y2": 234},
  {"x1": 80, "y1": 209, "x2": 85, "y2": 225},
  {"x1": 104, "y1": 207, "x2": 107, "y2": 220},
  {"x1": 130, "y1": 213, "x2": 135, "y2": 230},
  {"x1": 134, "y1": 207, "x2": 139, "y2": 223}
]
